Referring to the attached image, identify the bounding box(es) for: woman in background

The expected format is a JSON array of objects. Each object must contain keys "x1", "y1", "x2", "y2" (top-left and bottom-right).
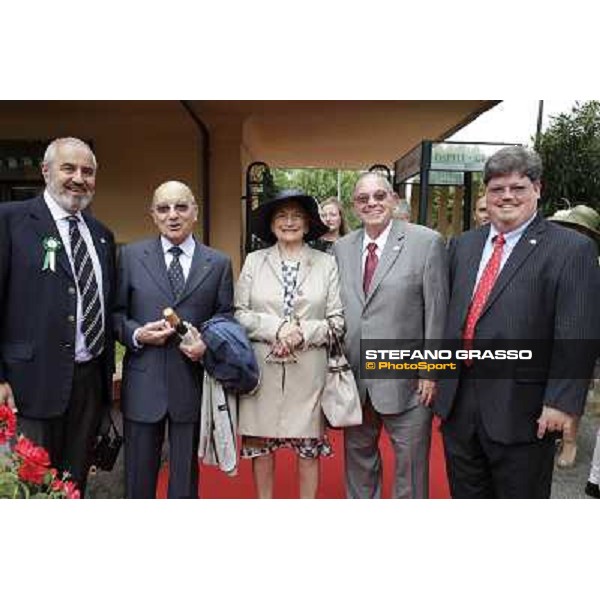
[{"x1": 311, "y1": 197, "x2": 348, "y2": 254}]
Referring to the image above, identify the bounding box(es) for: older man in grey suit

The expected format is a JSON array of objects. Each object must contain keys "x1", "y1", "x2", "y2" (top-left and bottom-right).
[{"x1": 334, "y1": 173, "x2": 448, "y2": 498}]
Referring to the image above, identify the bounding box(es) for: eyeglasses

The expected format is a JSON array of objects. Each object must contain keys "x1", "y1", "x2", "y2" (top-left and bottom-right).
[
  {"x1": 354, "y1": 190, "x2": 390, "y2": 206},
  {"x1": 153, "y1": 202, "x2": 196, "y2": 215},
  {"x1": 486, "y1": 184, "x2": 531, "y2": 199}
]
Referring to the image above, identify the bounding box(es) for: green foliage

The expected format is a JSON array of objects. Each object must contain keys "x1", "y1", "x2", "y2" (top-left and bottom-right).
[
  {"x1": 537, "y1": 101, "x2": 600, "y2": 215},
  {"x1": 272, "y1": 168, "x2": 363, "y2": 230},
  {"x1": 115, "y1": 341, "x2": 125, "y2": 366}
]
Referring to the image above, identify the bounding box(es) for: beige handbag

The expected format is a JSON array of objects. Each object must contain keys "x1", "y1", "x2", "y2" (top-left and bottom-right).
[{"x1": 321, "y1": 327, "x2": 362, "y2": 428}]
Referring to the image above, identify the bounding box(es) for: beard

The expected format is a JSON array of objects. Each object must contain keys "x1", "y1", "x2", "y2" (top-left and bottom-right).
[{"x1": 47, "y1": 181, "x2": 93, "y2": 213}]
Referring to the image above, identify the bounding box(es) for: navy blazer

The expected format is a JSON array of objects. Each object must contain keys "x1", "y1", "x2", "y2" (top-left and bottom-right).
[
  {"x1": 113, "y1": 237, "x2": 233, "y2": 423},
  {"x1": 0, "y1": 196, "x2": 116, "y2": 418},
  {"x1": 434, "y1": 214, "x2": 600, "y2": 444}
]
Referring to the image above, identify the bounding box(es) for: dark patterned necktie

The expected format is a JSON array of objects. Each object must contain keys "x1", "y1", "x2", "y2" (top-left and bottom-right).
[
  {"x1": 67, "y1": 216, "x2": 104, "y2": 356},
  {"x1": 167, "y1": 246, "x2": 185, "y2": 299},
  {"x1": 363, "y1": 242, "x2": 379, "y2": 294}
]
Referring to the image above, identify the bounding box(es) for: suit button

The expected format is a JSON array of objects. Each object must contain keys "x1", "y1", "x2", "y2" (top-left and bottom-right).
[
  {"x1": 67, "y1": 315, "x2": 75, "y2": 323},
  {"x1": 68, "y1": 287, "x2": 76, "y2": 295}
]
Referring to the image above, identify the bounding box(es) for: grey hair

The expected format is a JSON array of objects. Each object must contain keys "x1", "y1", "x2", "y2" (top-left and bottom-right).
[
  {"x1": 353, "y1": 172, "x2": 394, "y2": 197},
  {"x1": 483, "y1": 146, "x2": 542, "y2": 184},
  {"x1": 43, "y1": 137, "x2": 97, "y2": 169}
]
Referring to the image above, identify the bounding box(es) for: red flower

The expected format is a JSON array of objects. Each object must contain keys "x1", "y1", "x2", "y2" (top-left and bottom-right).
[
  {"x1": 14, "y1": 436, "x2": 51, "y2": 485},
  {"x1": 0, "y1": 405, "x2": 17, "y2": 444},
  {"x1": 51, "y1": 477, "x2": 65, "y2": 493},
  {"x1": 63, "y1": 480, "x2": 80, "y2": 499}
]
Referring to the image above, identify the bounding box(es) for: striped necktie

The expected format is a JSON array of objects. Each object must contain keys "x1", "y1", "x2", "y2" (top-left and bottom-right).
[{"x1": 68, "y1": 216, "x2": 104, "y2": 357}]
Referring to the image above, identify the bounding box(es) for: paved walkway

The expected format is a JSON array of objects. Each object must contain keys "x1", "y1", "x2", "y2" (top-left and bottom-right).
[{"x1": 551, "y1": 411, "x2": 599, "y2": 499}]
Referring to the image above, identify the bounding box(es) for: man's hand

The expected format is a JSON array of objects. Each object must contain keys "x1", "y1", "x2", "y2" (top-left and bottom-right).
[
  {"x1": 178, "y1": 325, "x2": 206, "y2": 362},
  {"x1": 134, "y1": 320, "x2": 175, "y2": 346},
  {"x1": 537, "y1": 406, "x2": 575, "y2": 439},
  {"x1": 0, "y1": 382, "x2": 17, "y2": 412},
  {"x1": 416, "y1": 379, "x2": 437, "y2": 407}
]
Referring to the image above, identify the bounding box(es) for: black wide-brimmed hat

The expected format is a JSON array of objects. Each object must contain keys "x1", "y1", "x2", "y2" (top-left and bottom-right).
[{"x1": 251, "y1": 189, "x2": 329, "y2": 245}]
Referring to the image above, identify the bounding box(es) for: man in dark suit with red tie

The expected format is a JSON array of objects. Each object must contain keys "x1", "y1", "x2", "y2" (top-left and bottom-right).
[
  {"x1": 435, "y1": 146, "x2": 600, "y2": 498},
  {"x1": 0, "y1": 137, "x2": 116, "y2": 495}
]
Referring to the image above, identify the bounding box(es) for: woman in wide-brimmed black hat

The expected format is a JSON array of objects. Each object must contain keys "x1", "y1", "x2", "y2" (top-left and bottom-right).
[{"x1": 235, "y1": 189, "x2": 345, "y2": 498}]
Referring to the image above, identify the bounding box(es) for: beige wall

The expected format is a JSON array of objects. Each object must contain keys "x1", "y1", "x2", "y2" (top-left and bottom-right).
[
  {"x1": 198, "y1": 100, "x2": 495, "y2": 168},
  {"x1": 206, "y1": 115, "x2": 245, "y2": 272},
  {"x1": 1, "y1": 100, "x2": 495, "y2": 273},
  {"x1": 0, "y1": 101, "x2": 200, "y2": 245}
]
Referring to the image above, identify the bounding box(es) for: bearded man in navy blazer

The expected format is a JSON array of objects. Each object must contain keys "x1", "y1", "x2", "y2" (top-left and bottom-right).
[
  {"x1": 114, "y1": 180, "x2": 233, "y2": 499},
  {"x1": 0, "y1": 137, "x2": 116, "y2": 495},
  {"x1": 435, "y1": 146, "x2": 600, "y2": 498}
]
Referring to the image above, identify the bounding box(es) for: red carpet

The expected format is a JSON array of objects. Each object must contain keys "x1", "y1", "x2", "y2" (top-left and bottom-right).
[{"x1": 157, "y1": 417, "x2": 450, "y2": 498}]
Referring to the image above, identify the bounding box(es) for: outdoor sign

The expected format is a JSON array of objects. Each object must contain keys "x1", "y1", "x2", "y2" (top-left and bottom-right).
[
  {"x1": 430, "y1": 143, "x2": 514, "y2": 172},
  {"x1": 394, "y1": 141, "x2": 518, "y2": 189},
  {"x1": 413, "y1": 171, "x2": 464, "y2": 186},
  {"x1": 394, "y1": 144, "x2": 421, "y2": 185},
  {"x1": 430, "y1": 144, "x2": 488, "y2": 172}
]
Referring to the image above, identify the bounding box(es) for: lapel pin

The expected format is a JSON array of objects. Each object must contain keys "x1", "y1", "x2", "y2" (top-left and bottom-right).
[
  {"x1": 529, "y1": 239, "x2": 537, "y2": 245},
  {"x1": 393, "y1": 245, "x2": 401, "y2": 251},
  {"x1": 100, "y1": 237, "x2": 106, "y2": 244}
]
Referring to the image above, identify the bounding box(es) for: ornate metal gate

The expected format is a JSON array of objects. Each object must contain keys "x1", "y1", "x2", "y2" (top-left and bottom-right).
[{"x1": 242, "y1": 161, "x2": 277, "y2": 257}]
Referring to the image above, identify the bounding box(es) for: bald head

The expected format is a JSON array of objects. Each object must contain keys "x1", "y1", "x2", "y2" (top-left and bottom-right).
[
  {"x1": 151, "y1": 180, "x2": 198, "y2": 245},
  {"x1": 152, "y1": 180, "x2": 195, "y2": 206},
  {"x1": 353, "y1": 172, "x2": 394, "y2": 197}
]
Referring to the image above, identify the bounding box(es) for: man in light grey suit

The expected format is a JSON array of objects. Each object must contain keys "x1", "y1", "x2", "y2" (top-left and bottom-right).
[{"x1": 334, "y1": 173, "x2": 448, "y2": 498}]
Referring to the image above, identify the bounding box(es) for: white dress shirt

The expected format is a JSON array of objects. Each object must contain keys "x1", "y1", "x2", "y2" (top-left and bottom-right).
[
  {"x1": 44, "y1": 190, "x2": 105, "y2": 363},
  {"x1": 160, "y1": 234, "x2": 195, "y2": 280},
  {"x1": 361, "y1": 220, "x2": 393, "y2": 276},
  {"x1": 473, "y1": 212, "x2": 537, "y2": 292}
]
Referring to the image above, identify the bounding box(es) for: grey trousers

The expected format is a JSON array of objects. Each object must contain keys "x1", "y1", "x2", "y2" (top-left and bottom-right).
[{"x1": 344, "y1": 396, "x2": 432, "y2": 499}]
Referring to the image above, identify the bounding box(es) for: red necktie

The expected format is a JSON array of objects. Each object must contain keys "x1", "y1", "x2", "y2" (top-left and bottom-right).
[
  {"x1": 363, "y1": 242, "x2": 379, "y2": 294},
  {"x1": 462, "y1": 233, "x2": 506, "y2": 350}
]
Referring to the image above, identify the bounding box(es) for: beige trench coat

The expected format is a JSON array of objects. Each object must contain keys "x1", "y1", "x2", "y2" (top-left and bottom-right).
[{"x1": 235, "y1": 244, "x2": 344, "y2": 438}]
